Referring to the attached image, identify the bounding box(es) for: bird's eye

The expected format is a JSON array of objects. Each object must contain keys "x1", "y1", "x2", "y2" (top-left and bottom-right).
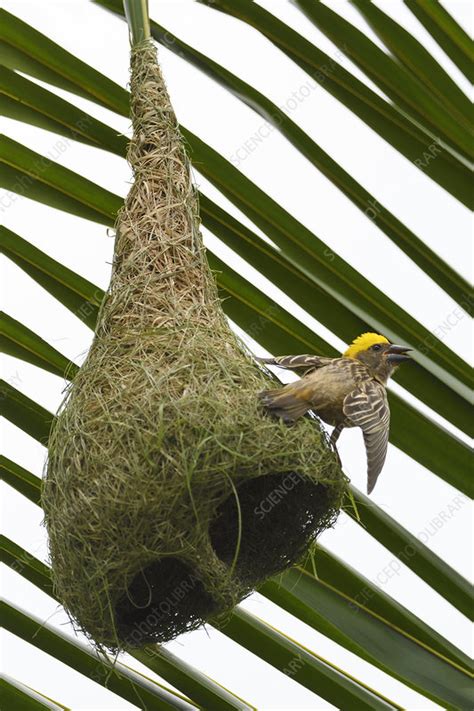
[{"x1": 371, "y1": 344, "x2": 382, "y2": 351}]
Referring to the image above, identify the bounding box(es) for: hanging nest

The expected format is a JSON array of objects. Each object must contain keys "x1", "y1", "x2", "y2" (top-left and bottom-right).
[{"x1": 43, "y1": 40, "x2": 345, "y2": 651}]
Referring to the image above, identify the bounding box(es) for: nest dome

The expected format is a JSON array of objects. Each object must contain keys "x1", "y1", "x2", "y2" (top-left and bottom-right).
[{"x1": 43, "y1": 41, "x2": 345, "y2": 650}]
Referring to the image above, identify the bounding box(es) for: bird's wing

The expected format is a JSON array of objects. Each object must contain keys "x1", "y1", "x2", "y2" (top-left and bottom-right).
[
  {"x1": 256, "y1": 354, "x2": 333, "y2": 373},
  {"x1": 343, "y1": 381, "x2": 390, "y2": 494}
]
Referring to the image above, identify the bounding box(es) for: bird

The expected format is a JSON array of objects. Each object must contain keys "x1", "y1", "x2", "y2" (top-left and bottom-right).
[{"x1": 257, "y1": 333, "x2": 412, "y2": 494}]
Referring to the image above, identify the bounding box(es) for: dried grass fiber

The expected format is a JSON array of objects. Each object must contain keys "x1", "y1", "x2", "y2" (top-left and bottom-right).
[{"x1": 43, "y1": 40, "x2": 345, "y2": 650}]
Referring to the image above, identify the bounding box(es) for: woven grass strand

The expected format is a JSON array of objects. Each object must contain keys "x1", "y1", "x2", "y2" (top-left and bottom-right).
[{"x1": 43, "y1": 41, "x2": 345, "y2": 651}]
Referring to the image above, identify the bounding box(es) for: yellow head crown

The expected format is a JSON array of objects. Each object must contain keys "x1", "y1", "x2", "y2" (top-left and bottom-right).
[{"x1": 343, "y1": 332, "x2": 389, "y2": 359}]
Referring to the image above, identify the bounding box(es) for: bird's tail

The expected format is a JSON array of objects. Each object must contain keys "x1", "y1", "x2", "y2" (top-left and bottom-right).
[{"x1": 258, "y1": 385, "x2": 310, "y2": 423}]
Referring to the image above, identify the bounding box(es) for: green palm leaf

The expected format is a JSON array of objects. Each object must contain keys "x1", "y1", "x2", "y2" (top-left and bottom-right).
[
  {"x1": 0, "y1": 9, "x2": 128, "y2": 114},
  {"x1": 222, "y1": 608, "x2": 400, "y2": 709},
  {"x1": 0, "y1": 66, "x2": 128, "y2": 155},
  {"x1": 345, "y1": 487, "x2": 472, "y2": 620},
  {"x1": 131, "y1": 647, "x2": 256, "y2": 711},
  {"x1": 0, "y1": 227, "x2": 102, "y2": 330},
  {"x1": 351, "y1": 0, "x2": 473, "y2": 121},
  {"x1": 0, "y1": 676, "x2": 68, "y2": 711},
  {"x1": 404, "y1": 0, "x2": 474, "y2": 83},
  {"x1": 293, "y1": 0, "x2": 472, "y2": 160},
  {"x1": 2, "y1": 601, "x2": 196, "y2": 711},
  {"x1": 0, "y1": 311, "x2": 79, "y2": 379},
  {"x1": 196, "y1": 0, "x2": 472, "y2": 207},
  {"x1": 296, "y1": 546, "x2": 472, "y2": 669},
  {"x1": 261, "y1": 567, "x2": 472, "y2": 707}
]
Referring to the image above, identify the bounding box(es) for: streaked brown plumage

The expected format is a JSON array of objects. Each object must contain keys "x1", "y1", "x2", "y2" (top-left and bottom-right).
[{"x1": 257, "y1": 333, "x2": 412, "y2": 494}]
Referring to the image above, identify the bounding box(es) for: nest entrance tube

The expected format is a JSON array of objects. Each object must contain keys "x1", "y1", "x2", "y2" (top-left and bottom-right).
[
  {"x1": 43, "y1": 40, "x2": 345, "y2": 650},
  {"x1": 210, "y1": 473, "x2": 334, "y2": 583},
  {"x1": 115, "y1": 558, "x2": 218, "y2": 646}
]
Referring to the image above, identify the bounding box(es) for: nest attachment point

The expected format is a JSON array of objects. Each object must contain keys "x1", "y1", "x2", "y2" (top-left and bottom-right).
[{"x1": 43, "y1": 40, "x2": 345, "y2": 651}]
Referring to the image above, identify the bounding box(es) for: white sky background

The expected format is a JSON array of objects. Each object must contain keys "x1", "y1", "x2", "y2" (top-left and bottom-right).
[{"x1": 1, "y1": 0, "x2": 472, "y2": 709}]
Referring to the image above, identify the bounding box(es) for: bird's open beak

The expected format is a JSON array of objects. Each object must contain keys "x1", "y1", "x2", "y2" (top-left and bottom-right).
[{"x1": 387, "y1": 344, "x2": 412, "y2": 364}]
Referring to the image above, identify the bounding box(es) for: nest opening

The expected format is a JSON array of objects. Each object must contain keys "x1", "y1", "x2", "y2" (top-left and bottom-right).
[
  {"x1": 210, "y1": 473, "x2": 333, "y2": 584},
  {"x1": 115, "y1": 557, "x2": 218, "y2": 646}
]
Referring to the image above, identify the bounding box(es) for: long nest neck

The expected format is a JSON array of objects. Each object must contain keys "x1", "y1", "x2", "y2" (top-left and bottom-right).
[{"x1": 99, "y1": 41, "x2": 218, "y2": 335}]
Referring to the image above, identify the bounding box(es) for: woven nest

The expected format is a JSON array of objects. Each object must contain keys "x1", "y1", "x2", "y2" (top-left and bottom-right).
[{"x1": 43, "y1": 41, "x2": 345, "y2": 651}]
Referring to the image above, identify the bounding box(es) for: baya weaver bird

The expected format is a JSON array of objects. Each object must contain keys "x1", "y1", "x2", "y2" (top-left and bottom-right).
[{"x1": 258, "y1": 333, "x2": 412, "y2": 494}]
